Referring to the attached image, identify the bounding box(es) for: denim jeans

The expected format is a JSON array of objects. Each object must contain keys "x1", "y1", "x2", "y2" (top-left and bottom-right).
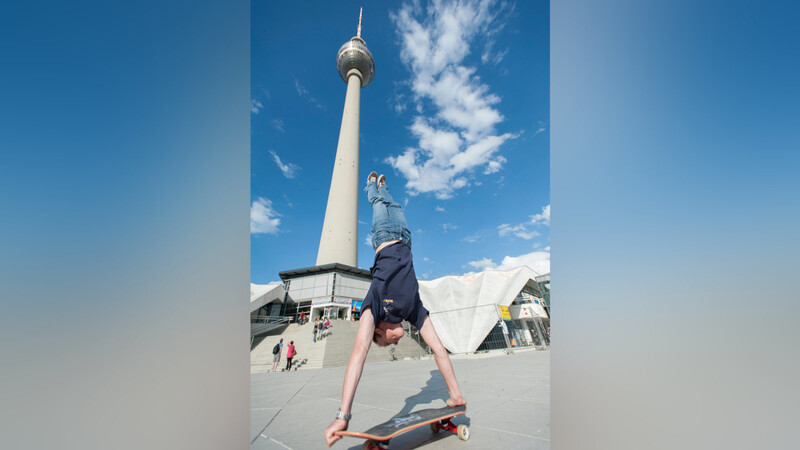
[{"x1": 365, "y1": 180, "x2": 412, "y2": 250}]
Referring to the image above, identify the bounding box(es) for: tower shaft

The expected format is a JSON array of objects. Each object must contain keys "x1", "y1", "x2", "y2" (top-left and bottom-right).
[{"x1": 316, "y1": 71, "x2": 362, "y2": 266}]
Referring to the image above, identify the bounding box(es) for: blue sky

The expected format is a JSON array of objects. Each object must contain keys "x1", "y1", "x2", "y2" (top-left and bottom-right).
[{"x1": 251, "y1": 0, "x2": 549, "y2": 283}]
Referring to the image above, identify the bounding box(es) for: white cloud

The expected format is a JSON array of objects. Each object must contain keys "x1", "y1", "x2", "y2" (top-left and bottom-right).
[
  {"x1": 364, "y1": 233, "x2": 373, "y2": 246},
  {"x1": 530, "y1": 204, "x2": 550, "y2": 226},
  {"x1": 441, "y1": 223, "x2": 457, "y2": 231},
  {"x1": 462, "y1": 233, "x2": 480, "y2": 243},
  {"x1": 294, "y1": 79, "x2": 325, "y2": 110},
  {"x1": 496, "y1": 223, "x2": 512, "y2": 236},
  {"x1": 435, "y1": 206, "x2": 446, "y2": 212},
  {"x1": 468, "y1": 257, "x2": 496, "y2": 270},
  {"x1": 272, "y1": 119, "x2": 285, "y2": 132},
  {"x1": 392, "y1": 84, "x2": 409, "y2": 113},
  {"x1": 517, "y1": 231, "x2": 540, "y2": 240},
  {"x1": 251, "y1": 198, "x2": 281, "y2": 234},
  {"x1": 270, "y1": 150, "x2": 300, "y2": 179},
  {"x1": 534, "y1": 120, "x2": 546, "y2": 136},
  {"x1": 497, "y1": 204, "x2": 550, "y2": 240},
  {"x1": 466, "y1": 249, "x2": 550, "y2": 275},
  {"x1": 251, "y1": 99, "x2": 263, "y2": 114},
  {"x1": 497, "y1": 223, "x2": 540, "y2": 240},
  {"x1": 495, "y1": 250, "x2": 550, "y2": 274},
  {"x1": 388, "y1": 0, "x2": 518, "y2": 199},
  {"x1": 484, "y1": 155, "x2": 506, "y2": 174}
]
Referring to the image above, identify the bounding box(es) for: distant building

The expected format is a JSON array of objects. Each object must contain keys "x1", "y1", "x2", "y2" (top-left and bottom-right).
[
  {"x1": 419, "y1": 266, "x2": 550, "y2": 353},
  {"x1": 279, "y1": 264, "x2": 371, "y2": 321},
  {"x1": 535, "y1": 273, "x2": 550, "y2": 317},
  {"x1": 252, "y1": 265, "x2": 550, "y2": 353}
]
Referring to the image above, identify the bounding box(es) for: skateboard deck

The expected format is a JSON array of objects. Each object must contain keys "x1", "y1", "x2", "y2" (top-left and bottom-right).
[{"x1": 336, "y1": 405, "x2": 468, "y2": 448}]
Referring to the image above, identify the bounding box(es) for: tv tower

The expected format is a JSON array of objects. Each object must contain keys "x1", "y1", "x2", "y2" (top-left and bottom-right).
[{"x1": 316, "y1": 7, "x2": 375, "y2": 267}]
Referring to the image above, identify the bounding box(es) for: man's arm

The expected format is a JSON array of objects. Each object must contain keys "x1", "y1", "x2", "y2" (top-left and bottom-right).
[
  {"x1": 324, "y1": 307, "x2": 376, "y2": 447},
  {"x1": 419, "y1": 315, "x2": 466, "y2": 407}
]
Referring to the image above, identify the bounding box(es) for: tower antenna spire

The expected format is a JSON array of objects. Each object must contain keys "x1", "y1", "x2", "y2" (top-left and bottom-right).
[{"x1": 357, "y1": 6, "x2": 362, "y2": 38}]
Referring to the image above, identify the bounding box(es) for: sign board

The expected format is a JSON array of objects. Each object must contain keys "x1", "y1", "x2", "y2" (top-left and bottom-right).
[
  {"x1": 499, "y1": 305, "x2": 511, "y2": 321},
  {"x1": 510, "y1": 304, "x2": 533, "y2": 320},
  {"x1": 312, "y1": 297, "x2": 353, "y2": 306}
]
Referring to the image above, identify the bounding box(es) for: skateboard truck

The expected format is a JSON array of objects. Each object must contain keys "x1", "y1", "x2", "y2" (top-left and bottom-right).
[
  {"x1": 362, "y1": 441, "x2": 390, "y2": 450},
  {"x1": 430, "y1": 418, "x2": 470, "y2": 441}
]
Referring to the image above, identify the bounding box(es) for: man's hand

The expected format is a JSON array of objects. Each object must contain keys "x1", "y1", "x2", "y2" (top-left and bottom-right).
[
  {"x1": 324, "y1": 418, "x2": 348, "y2": 447},
  {"x1": 447, "y1": 397, "x2": 467, "y2": 407}
]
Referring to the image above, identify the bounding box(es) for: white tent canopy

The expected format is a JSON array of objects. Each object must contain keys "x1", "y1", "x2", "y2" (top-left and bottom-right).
[
  {"x1": 418, "y1": 266, "x2": 541, "y2": 354},
  {"x1": 250, "y1": 282, "x2": 285, "y2": 313}
]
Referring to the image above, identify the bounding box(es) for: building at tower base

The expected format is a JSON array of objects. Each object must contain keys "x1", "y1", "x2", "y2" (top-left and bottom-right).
[{"x1": 250, "y1": 266, "x2": 550, "y2": 355}]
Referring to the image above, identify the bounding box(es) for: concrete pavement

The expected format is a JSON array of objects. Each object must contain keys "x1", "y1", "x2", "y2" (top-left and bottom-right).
[{"x1": 251, "y1": 348, "x2": 549, "y2": 449}]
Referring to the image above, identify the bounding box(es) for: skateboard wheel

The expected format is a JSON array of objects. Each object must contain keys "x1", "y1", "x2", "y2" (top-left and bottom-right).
[
  {"x1": 457, "y1": 424, "x2": 470, "y2": 441},
  {"x1": 363, "y1": 440, "x2": 388, "y2": 450},
  {"x1": 430, "y1": 422, "x2": 440, "y2": 433}
]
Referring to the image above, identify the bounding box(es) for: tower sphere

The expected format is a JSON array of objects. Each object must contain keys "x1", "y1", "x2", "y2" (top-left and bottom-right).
[{"x1": 336, "y1": 36, "x2": 375, "y2": 88}]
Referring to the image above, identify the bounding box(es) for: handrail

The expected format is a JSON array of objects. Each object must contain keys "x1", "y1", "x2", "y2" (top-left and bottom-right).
[{"x1": 250, "y1": 315, "x2": 291, "y2": 325}]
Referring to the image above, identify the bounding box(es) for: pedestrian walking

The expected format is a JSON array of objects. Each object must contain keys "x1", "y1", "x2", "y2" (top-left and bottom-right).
[
  {"x1": 323, "y1": 318, "x2": 331, "y2": 338},
  {"x1": 270, "y1": 338, "x2": 284, "y2": 372},
  {"x1": 313, "y1": 320, "x2": 318, "y2": 343},
  {"x1": 284, "y1": 340, "x2": 296, "y2": 371},
  {"x1": 300, "y1": 311, "x2": 306, "y2": 325}
]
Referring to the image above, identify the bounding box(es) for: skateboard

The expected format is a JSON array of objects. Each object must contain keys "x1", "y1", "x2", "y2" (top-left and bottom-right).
[{"x1": 335, "y1": 405, "x2": 469, "y2": 449}]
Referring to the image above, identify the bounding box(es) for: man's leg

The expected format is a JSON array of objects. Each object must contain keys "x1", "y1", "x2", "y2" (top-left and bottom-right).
[
  {"x1": 378, "y1": 184, "x2": 410, "y2": 234},
  {"x1": 418, "y1": 316, "x2": 466, "y2": 407},
  {"x1": 366, "y1": 180, "x2": 390, "y2": 231}
]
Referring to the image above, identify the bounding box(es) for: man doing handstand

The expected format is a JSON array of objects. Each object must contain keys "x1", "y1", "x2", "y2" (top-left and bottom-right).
[{"x1": 324, "y1": 172, "x2": 466, "y2": 447}]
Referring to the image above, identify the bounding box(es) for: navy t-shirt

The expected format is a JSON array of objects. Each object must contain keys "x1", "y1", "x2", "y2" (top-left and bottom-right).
[{"x1": 361, "y1": 242, "x2": 428, "y2": 330}]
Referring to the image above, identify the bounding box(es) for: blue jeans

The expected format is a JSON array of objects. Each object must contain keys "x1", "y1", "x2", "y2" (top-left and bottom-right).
[{"x1": 365, "y1": 181, "x2": 411, "y2": 250}]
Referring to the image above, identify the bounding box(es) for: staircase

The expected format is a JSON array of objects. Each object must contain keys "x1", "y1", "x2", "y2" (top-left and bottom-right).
[
  {"x1": 251, "y1": 319, "x2": 434, "y2": 373},
  {"x1": 321, "y1": 320, "x2": 389, "y2": 368},
  {"x1": 250, "y1": 323, "x2": 327, "y2": 374}
]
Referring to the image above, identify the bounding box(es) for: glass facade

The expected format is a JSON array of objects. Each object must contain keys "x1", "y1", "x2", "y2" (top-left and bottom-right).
[
  {"x1": 475, "y1": 284, "x2": 551, "y2": 351},
  {"x1": 281, "y1": 269, "x2": 372, "y2": 322},
  {"x1": 535, "y1": 273, "x2": 550, "y2": 316}
]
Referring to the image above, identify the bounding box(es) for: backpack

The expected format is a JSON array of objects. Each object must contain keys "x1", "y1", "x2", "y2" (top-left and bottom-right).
[{"x1": 272, "y1": 343, "x2": 281, "y2": 355}]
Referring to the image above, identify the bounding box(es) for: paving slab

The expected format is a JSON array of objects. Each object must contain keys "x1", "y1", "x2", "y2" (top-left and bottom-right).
[{"x1": 251, "y1": 349, "x2": 549, "y2": 449}]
